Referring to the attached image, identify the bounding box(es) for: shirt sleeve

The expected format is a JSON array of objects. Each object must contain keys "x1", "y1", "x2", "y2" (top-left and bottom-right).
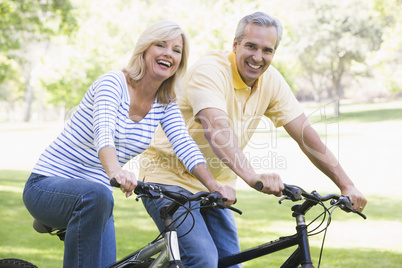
[
  {"x1": 264, "y1": 67, "x2": 303, "y2": 127},
  {"x1": 92, "y1": 72, "x2": 124, "y2": 154},
  {"x1": 160, "y1": 102, "x2": 207, "y2": 172},
  {"x1": 185, "y1": 62, "x2": 228, "y2": 119}
]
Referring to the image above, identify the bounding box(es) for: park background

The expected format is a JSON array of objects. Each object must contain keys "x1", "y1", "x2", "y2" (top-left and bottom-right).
[{"x1": 1, "y1": 0, "x2": 401, "y2": 267}]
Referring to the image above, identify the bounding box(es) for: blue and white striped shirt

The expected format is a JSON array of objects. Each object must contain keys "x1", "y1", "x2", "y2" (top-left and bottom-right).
[{"x1": 33, "y1": 70, "x2": 206, "y2": 190}]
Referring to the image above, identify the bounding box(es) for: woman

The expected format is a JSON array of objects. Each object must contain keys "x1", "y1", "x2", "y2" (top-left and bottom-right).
[{"x1": 23, "y1": 21, "x2": 235, "y2": 268}]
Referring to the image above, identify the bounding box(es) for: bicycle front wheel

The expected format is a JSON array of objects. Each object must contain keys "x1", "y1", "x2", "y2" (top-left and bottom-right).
[{"x1": 0, "y1": 259, "x2": 38, "y2": 268}]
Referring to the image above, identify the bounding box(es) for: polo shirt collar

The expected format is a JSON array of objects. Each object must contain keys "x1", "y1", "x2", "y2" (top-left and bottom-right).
[{"x1": 228, "y1": 52, "x2": 260, "y2": 91}]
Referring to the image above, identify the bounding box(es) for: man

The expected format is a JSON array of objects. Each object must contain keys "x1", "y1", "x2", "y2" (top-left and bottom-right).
[{"x1": 139, "y1": 11, "x2": 367, "y2": 268}]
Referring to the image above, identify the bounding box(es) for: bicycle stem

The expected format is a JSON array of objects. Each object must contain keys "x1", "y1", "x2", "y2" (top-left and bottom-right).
[{"x1": 293, "y1": 205, "x2": 314, "y2": 267}]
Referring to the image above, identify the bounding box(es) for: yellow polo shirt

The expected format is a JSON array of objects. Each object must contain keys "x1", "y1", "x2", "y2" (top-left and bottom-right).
[{"x1": 138, "y1": 50, "x2": 303, "y2": 193}]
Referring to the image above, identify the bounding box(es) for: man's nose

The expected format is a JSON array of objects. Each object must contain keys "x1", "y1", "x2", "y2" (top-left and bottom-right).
[{"x1": 252, "y1": 49, "x2": 263, "y2": 62}]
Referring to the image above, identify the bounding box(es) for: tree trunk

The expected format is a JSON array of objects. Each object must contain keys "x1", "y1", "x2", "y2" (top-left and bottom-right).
[
  {"x1": 22, "y1": 83, "x2": 34, "y2": 122},
  {"x1": 333, "y1": 80, "x2": 343, "y2": 115}
]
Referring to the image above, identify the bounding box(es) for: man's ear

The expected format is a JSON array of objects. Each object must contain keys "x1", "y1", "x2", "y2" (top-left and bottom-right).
[{"x1": 233, "y1": 38, "x2": 238, "y2": 52}]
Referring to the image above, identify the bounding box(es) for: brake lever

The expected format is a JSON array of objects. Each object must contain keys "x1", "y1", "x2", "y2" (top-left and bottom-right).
[
  {"x1": 278, "y1": 196, "x2": 291, "y2": 204},
  {"x1": 213, "y1": 199, "x2": 243, "y2": 215},
  {"x1": 135, "y1": 194, "x2": 147, "y2": 202},
  {"x1": 202, "y1": 192, "x2": 243, "y2": 215},
  {"x1": 331, "y1": 196, "x2": 367, "y2": 220},
  {"x1": 229, "y1": 206, "x2": 243, "y2": 215}
]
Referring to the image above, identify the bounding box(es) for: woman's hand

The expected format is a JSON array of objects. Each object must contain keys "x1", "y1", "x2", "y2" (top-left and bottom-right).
[
  {"x1": 110, "y1": 169, "x2": 137, "y2": 198},
  {"x1": 99, "y1": 146, "x2": 137, "y2": 197}
]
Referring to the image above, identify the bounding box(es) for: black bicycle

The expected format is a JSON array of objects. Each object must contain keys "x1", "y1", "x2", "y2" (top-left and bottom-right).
[{"x1": 218, "y1": 182, "x2": 367, "y2": 268}]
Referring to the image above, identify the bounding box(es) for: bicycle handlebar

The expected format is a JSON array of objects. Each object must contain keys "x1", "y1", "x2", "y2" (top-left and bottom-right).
[
  {"x1": 111, "y1": 178, "x2": 365, "y2": 219},
  {"x1": 255, "y1": 181, "x2": 367, "y2": 219},
  {"x1": 110, "y1": 178, "x2": 242, "y2": 214}
]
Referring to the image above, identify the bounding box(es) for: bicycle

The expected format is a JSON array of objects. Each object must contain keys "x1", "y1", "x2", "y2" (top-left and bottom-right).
[
  {"x1": 0, "y1": 179, "x2": 235, "y2": 268},
  {"x1": 217, "y1": 182, "x2": 367, "y2": 268},
  {"x1": 0, "y1": 181, "x2": 366, "y2": 268}
]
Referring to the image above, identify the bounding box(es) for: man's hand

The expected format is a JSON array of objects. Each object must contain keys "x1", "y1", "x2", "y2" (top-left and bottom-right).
[
  {"x1": 250, "y1": 173, "x2": 284, "y2": 197},
  {"x1": 341, "y1": 186, "x2": 367, "y2": 212},
  {"x1": 215, "y1": 185, "x2": 236, "y2": 207}
]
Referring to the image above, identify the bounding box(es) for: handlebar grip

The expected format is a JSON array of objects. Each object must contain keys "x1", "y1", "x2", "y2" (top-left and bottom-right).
[
  {"x1": 255, "y1": 181, "x2": 263, "y2": 191},
  {"x1": 110, "y1": 178, "x2": 120, "y2": 187},
  {"x1": 110, "y1": 178, "x2": 144, "y2": 189}
]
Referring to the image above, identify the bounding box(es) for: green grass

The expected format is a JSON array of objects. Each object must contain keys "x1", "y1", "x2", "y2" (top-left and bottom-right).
[
  {"x1": 338, "y1": 108, "x2": 402, "y2": 123},
  {"x1": 303, "y1": 101, "x2": 402, "y2": 124},
  {"x1": 0, "y1": 170, "x2": 401, "y2": 267}
]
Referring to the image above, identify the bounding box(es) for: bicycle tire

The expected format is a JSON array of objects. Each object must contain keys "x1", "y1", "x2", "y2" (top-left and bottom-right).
[{"x1": 0, "y1": 259, "x2": 38, "y2": 268}]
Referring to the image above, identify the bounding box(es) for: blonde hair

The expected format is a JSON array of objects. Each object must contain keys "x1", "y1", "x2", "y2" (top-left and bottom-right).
[{"x1": 123, "y1": 21, "x2": 189, "y2": 104}]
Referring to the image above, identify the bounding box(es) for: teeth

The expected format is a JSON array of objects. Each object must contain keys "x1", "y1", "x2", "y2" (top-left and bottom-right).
[
  {"x1": 157, "y1": 60, "x2": 171, "y2": 67},
  {"x1": 248, "y1": 62, "x2": 260, "y2": 69}
]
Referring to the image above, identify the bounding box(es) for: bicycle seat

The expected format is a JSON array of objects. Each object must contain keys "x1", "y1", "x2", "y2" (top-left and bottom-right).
[
  {"x1": 33, "y1": 219, "x2": 54, "y2": 233},
  {"x1": 33, "y1": 219, "x2": 66, "y2": 241}
]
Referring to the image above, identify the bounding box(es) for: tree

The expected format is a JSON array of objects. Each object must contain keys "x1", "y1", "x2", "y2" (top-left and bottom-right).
[
  {"x1": 371, "y1": 0, "x2": 402, "y2": 95},
  {"x1": 291, "y1": 0, "x2": 384, "y2": 109},
  {"x1": 39, "y1": 0, "x2": 246, "y2": 110},
  {"x1": 0, "y1": 0, "x2": 77, "y2": 121}
]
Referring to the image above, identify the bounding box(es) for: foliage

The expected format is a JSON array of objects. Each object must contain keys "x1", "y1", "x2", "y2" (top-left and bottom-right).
[
  {"x1": 0, "y1": 54, "x2": 23, "y2": 102},
  {"x1": 0, "y1": 0, "x2": 77, "y2": 48},
  {"x1": 292, "y1": 0, "x2": 384, "y2": 100},
  {"x1": 0, "y1": 0, "x2": 401, "y2": 121},
  {"x1": 40, "y1": 47, "x2": 114, "y2": 109},
  {"x1": 0, "y1": 0, "x2": 77, "y2": 86},
  {"x1": 371, "y1": 0, "x2": 402, "y2": 93},
  {"x1": 39, "y1": 0, "x2": 252, "y2": 108}
]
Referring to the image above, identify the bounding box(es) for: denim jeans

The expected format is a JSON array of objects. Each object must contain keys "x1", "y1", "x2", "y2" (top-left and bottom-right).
[
  {"x1": 142, "y1": 184, "x2": 242, "y2": 268},
  {"x1": 23, "y1": 173, "x2": 116, "y2": 268}
]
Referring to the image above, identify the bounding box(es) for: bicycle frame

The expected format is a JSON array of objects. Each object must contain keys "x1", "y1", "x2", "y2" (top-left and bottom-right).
[
  {"x1": 218, "y1": 214, "x2": 314, "y2": 268},
  {"x1": 110, "y1": 231, "x2": 182, "y2": 268},
  {"x1": 219, "y1": 195, "x2": 323, "y2": 268},
  {"x1": 110, "y1": 198, "x2": 184, "y2": 268},
  {"x1": 110, "y1": 237, "x2": 166, "y2": 267}
]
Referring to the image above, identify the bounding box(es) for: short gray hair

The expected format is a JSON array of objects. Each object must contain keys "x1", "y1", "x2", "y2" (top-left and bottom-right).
[{"x1": 235, "y1": 12, "x2": 283, "y2": 50}]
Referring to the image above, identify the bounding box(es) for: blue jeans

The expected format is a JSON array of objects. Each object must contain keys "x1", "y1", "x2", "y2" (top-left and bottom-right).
[
  {"x1": 142, "y1": 184, "x2": 242, "y2": 268},
  {"x1": 23, "y1": 173, "x2": 116, "y2": 268}
]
